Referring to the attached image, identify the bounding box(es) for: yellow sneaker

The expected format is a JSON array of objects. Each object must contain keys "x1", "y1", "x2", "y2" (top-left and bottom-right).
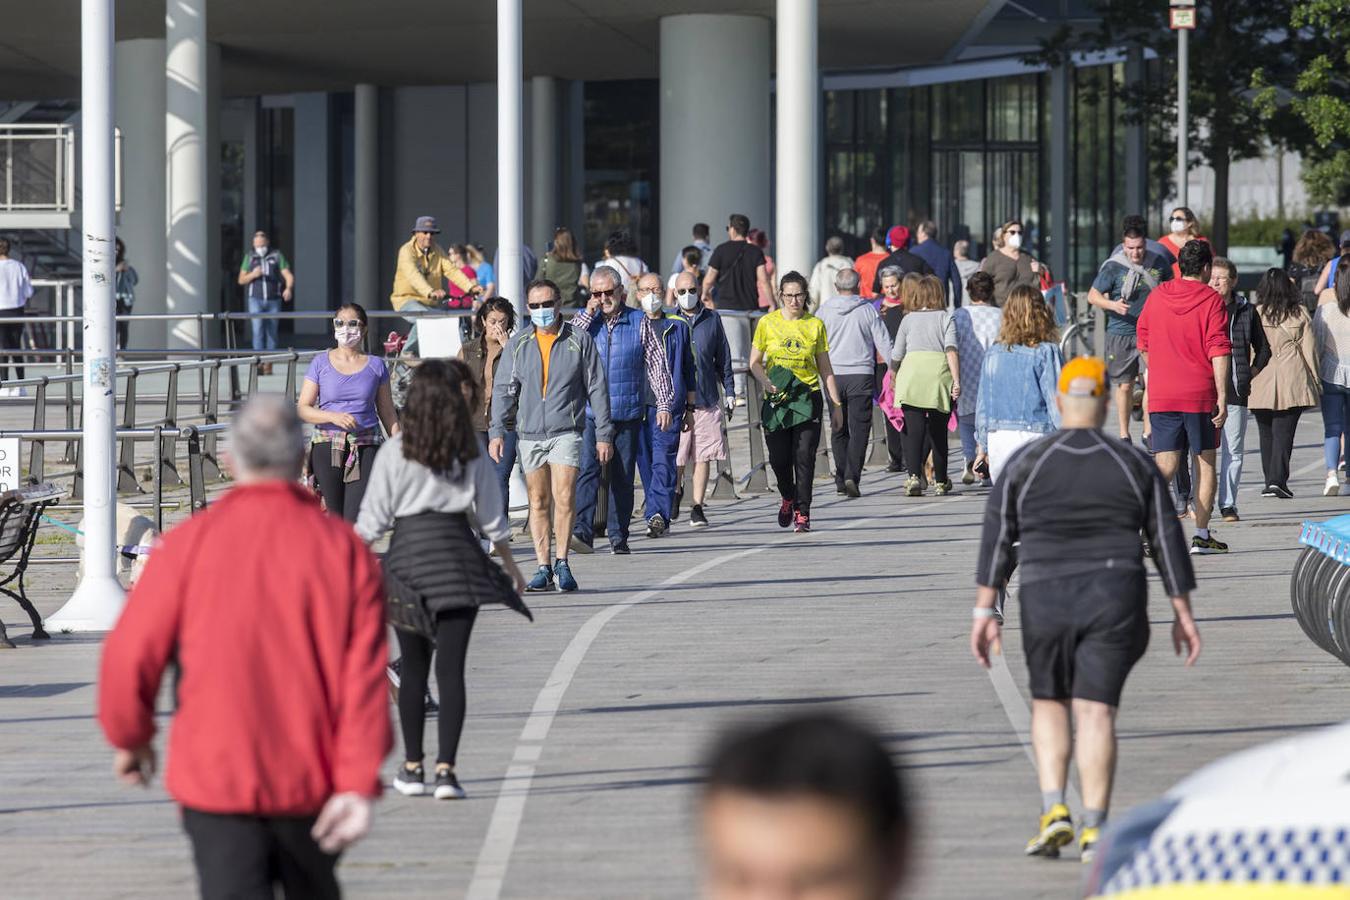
[
  {"x1": 1025, "y1": 803, "x2": 1074, "y2": 858},
  {"x1": 1079, "y1": 826, "x2": 1101, "y2": 863}
]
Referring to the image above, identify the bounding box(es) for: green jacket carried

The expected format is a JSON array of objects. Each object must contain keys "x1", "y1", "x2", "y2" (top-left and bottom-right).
[{"x1": 762, "y1": 365, "x2": 817, "y2": 432}]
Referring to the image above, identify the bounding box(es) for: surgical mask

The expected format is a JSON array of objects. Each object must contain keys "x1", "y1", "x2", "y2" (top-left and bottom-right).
[
  {"x1": 640, "y1": 293, "x2": 663, "y2": 314},
  {"x1": 530, "y1": 306, "x2": 558, "y2": 328},
  {"x1": 1170, "y1": 218, "x2": 1188, "y2": 234},
  {"x1": 676, "y1": 291, "x2": 700, "y2": 311},
  {"x1": 334, "y1": 327, "x2": 362, "y2": 348},
  {"x1": 255, "y1": 245, "x2": 269, "y2": 257},
  {"x1": 1005, "y1": 233, "x2": 1022, "y2": 250}
]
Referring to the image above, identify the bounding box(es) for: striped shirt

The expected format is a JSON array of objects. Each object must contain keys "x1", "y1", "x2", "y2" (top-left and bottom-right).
[
  {"x1": 975, "y1": 427, "x2": 1195, "y2": 596},
  {"x1": 570, "y1": 308, "x2": 676, "y2": 413}
]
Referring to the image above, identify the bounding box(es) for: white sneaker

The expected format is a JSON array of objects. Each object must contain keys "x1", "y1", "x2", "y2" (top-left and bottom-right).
[
  {"x1": 0, "y1": 387, "x2": 14, "y2": 398},
  {"x1": 1325, "y1": 472, "x2": 1340, "y2": 497}
]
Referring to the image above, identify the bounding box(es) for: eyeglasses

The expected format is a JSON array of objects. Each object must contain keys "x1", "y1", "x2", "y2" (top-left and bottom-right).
[
  {"x1": 780, "y1": 292, "x2": 807, "y2": 301},
  {"x1": 527, "y1": 301, "x2": 556, "y2": 310},
  {"x1": 592, "y1": 288, "x2": 617, "y2": 298},
  {"x1": 674, "y1": 288, "x2": 699, "y2": 297},
  {"x1": 333, "y1": 319, "x2": 362, "y2": 328}
]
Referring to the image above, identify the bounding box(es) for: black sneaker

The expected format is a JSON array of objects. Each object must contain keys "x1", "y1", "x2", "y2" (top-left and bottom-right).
[
  {"x1": 646, "y1": 515, "x2": 667, "y2": 538},
  {"x1": 1272, "y1": 485, "x2": 1294, "y2": 499},
  {"x1": 1220, "y1": 506, "x2": 1240, "y2": 522},
  {"x1": 393, "y1": 763, "x2": 426, "y2": 797},
  {"x1": 611, "y1": 542, "x2": 631, "y2": 555},
  {"x1": 689, "y1": 504, "x2": 709, "y2": 528},
  {"x1": 1261, "y1": 485, "x2": 1278, "y2": 497},
  {"x1": 433, "y1": 768, "x2": 466, "y2": 800},
  {"x1": 777, "y1": 498, "x2": 795, "y2": 528},
  {"x1": 673, "y1": 488, "x2": 683, "y2": 521},
  {"x1": 885, "y1": 462, "x2": 905, "y2": 474},
  {"x1": 843, "y1": 478, "x2": 861, "y2": 498},
  {"x1": 1190, "y1": 533, "x2": 1229, "y2": 555}
]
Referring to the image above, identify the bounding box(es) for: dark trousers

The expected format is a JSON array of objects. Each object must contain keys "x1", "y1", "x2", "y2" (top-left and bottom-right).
[
  {"x1": 877, "y1": 363, "x2": 905, "y2": 469},
  {"x1": 1253, "y1": 407, "x2": 1304, "y2": 491},
  {"x1": 310, "y1": 442, "x2": 378, "y2": 522},
  {"x1": 478, "y1": 429, "x2": 518, "y2": 512},
  {"x1": 900, "y1": 405, "x2": 950, "y2": 485},
  {"x1": 637, "y1": 405, "x2": 681, "y2": 524},
  {"x1": 0, "y1": 309, "x2": 24, "y2": 382},
  {"x1": 829, "y1": 373, "x2": 876, "y2": 487},
  {"x1": 765, "y1": 393, "x2": 823, "y2": 514},
  {"x1": 394, "y1": 608, "x2": 478, "y2": 766},
  {"x1": 116, "y1": 298, "x2": 132, "y2": 350},
  {"x1": 181, "y1": 807, "x2": 340, "y2": 900},
  {"x1": 573, "y1": 416, "x2": 641, "y2": 548}
]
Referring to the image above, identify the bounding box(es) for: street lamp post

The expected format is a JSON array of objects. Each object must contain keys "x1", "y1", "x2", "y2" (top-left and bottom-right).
[{"x1": 1170, "y1": 0, "x2": 1196, "y2": 208}]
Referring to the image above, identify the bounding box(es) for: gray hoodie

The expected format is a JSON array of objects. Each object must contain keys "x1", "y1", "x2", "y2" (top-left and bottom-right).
[
  {"x1": 490, "y1": 322, "x2": 614, "y2": 442},
  {"x1": 816, "y1": 294, "x2": 894, "y2": 376}
]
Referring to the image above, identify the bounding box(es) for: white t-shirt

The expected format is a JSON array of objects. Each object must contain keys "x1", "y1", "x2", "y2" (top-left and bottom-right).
[{"x1": 0, "y1": 259, "x2": 33, "y2": 311}]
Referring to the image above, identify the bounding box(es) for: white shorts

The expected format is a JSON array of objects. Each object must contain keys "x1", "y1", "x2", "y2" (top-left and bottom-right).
[
  {"x1": 987, "y1": 429, "x2": 1043, "y2": 483},
  {"x1": 518, "y1": 433, "x2": 582, "y2": 473}
]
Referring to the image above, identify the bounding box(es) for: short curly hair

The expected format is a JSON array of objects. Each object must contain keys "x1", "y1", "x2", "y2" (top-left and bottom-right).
[{"x1": 997, "y1": 285, "x2": 1059, "y2": 348}]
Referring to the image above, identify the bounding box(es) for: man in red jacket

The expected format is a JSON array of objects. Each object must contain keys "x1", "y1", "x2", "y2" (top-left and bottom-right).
[
  {"x1": 98, "y1": 394, "x2": 391, "y2": 899},
  {"x1": 1136, "y1": 239, "x2": 1232, "y2": 555}
]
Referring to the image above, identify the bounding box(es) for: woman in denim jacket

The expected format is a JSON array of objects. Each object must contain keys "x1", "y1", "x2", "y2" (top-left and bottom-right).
[{"x1": 975, "y1": 285, "x2": 1063, "y2": 482}]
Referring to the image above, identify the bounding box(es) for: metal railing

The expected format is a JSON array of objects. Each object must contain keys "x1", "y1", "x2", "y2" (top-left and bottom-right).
[{"x1": 0, "y1": 124, "x2": 121, "y2": 214}]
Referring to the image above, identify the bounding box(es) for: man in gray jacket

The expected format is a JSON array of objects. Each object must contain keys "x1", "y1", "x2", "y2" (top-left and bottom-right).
[
  {"x1": 490, "y1": 279, "x2": 612, "y2": 593},
  {"x1": 816, "y1": 268, "x2": 893, "y2": 498}
]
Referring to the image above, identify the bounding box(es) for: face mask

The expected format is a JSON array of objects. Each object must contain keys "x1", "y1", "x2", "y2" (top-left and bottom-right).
[
  {"x1": 334, "y1": 328, "x2": 362, "y2": 348},
  {"x1": 255, "y1": 245, "x2": 269, "y2": 257},
  {"x1": 640, "y1": 293, "x2": 664, "y2": 314},
  {"x1": 531, "y1": 306, "x2": 558, "y2": 328},
  {"x1": 676, "y1": 292, "x2": 700, "y2": 311},
  {"x1": 1005, "y1": 233, "x2": 1022, "y2": 250},
  {"x1": 1170, "y1": 218, "x2": 1187, "y2": 234}
]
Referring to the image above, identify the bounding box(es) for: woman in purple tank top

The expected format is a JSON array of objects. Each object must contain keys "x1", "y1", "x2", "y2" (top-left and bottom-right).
[{"x1": 297, "y1": 302, "x2": 400, "y2": 520}]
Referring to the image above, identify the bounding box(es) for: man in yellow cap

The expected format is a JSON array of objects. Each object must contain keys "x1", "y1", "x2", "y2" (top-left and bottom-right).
[{"x1": 970, "y1": 356, "x2": 1202, "y2": 864}]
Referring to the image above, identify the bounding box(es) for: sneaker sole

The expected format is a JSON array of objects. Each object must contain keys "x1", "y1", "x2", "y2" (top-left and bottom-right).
[
  {"x1": 567, "y1": 536, "x2": 594, "y2": 555},
  {"x1": 1190, "y1": 545, "x2": 1228, "y2": 555},
  {"x1": 689, "y1": 521, "x2": 709, "y2": 528},
  {"x1": 433, "y1": 786, "x2": 467, "y2": 800},
  {"x1": 1026, "y1": 822, "x2": 1075, "y2": 857},
  {"x1": 392, "y1": 780, "x2": 426, "y2": 797}
]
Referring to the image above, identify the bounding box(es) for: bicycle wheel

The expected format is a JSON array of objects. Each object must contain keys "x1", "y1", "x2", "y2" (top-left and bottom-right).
[{"x1": 1060, "y1": 318, "x2": 1094, "y2": 359}]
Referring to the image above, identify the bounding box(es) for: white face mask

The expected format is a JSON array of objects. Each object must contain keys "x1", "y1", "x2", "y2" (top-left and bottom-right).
[
  {"x1": 676, "y1": 291, "x2": 700, "y2": 311},
  {"x1": 640, "y1": 293, "x2": 664, "y2": 314},
  {"x1": 334, "y1": 328, "x2": 362, "y2": 348},
  {"x1": 1170, "y1": 218, "x2": 1188, "y2": 234},
  {"x1": 255, "y1": 245, "x2": 269, "y2": 257},
  {"x1": 1004, "y1": 233, "x2": 1022, "y2": 251}
]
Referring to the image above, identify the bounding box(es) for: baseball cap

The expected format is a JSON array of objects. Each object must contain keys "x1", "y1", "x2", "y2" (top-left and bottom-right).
[
  {"x1": 1058, "y1": 356, "x2": 1107, "y2": 397},
  {"x1": 886, "y1": 225, "x2": 910, "y2": 249},
  {"x1": 411, "y1": 215, "x2": 441, "y2": 234}
]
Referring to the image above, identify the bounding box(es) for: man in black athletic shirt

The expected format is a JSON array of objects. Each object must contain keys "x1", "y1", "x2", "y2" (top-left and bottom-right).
[{"x1": 970, "y1": 356, "x2": 1202, "y2": 865}]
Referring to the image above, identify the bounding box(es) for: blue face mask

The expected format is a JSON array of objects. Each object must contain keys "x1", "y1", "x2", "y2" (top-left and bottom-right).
[{"x1": 530, "y1": 306, "x2": 558, "y2": 328}]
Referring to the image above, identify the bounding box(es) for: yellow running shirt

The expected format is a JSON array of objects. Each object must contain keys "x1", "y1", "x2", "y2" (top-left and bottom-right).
[{"x1": 752, "y1": 310, "x2": 829, "y2": 387}]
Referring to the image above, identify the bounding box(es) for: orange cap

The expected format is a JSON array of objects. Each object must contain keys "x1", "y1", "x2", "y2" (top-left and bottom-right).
[{"x1": 1058, "y1": 356, "x2": 1107, "y2": 396}]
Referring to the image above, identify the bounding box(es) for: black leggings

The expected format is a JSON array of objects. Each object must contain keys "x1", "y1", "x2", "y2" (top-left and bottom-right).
[
  {"x1": 0, "y1": 311, "x2": 24, "y2": 382},
  {"x1": 765, "y1": 394, "x2": 823, "y2": 515},
  {"x1": 310, "y1": 442, "x2": 378, "y2": 522},
  {"x1": 901, "y1": 405, "x2": 950, "y2": 484},
  {"x1": 395, "y1": 608, "x2": 478, "y2": 766},
  {"x1": 1253, "y1": 407, "x2": 1304, "y2": 491}
]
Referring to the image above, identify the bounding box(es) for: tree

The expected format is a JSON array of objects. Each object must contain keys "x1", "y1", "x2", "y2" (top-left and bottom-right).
[{"x1": 1031, "y1": 0, "x2": 1315, "y2": 253}]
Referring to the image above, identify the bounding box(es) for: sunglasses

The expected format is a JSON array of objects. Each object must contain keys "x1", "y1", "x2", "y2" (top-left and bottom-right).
[
  {"x1": 333, "y1": 319, "x2": 363, "y2": 329},
  {"x1": 674, "y1": 288, "x2": 699, "y2": 297},
  {"x1": 592, "y1": 288, "x2": 617, "y2": 298},
  {"x1": 1170, "y1": 216, "x2": 1188, "y2": 222},
  {"x1": 527, "y1": 301, "x2": 556, "y2": 310},
  {"x1": 1005, "y1": 229, "x2": 1023, "y2": 235}
]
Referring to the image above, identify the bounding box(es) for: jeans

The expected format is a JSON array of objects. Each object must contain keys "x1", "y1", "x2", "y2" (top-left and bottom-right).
[
  {"x1": 573, "y1": 416, "x2": 642, "y2": 548},
  {"x1": 479, "y1": 429, "x2": 519, "y2": 511},
  {"x1": 901, "y1": 405, "x2": 950, "y2": 485},
  {"x1": 828, "y1": 373, "x2": 876, "y2": 487},
  {"x1": 637, "y1": 406, "x2": 681, "y2": 524},
  {"x1": 957, "y1": 412, "x2": 977, "y2": 467},
  {"x1": 765, "y1": 393, "x2": 823, "y2": 515},
  {"x1": 1217, "y1": 405, "x2": 1249, "y2": 509},
  {"x1": 1253, "y1": 407, "x2": 1304, "y2": 491},
  {"x1": 1321, "y1": 382, "x2": 1350, "y2": 471},
  {"x1": 249, "y1": 296, "x2": 281, "y2": 351}
]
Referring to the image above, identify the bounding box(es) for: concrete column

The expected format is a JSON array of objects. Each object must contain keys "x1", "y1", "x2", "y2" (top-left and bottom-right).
[
  {"x1": 293, "y1": 92, "x2": 333, "y2": 336},
  {"x1": 1123, "y1": 48, "x2": 1149, "y2": 216},
  {"x1": 530, "y1": 75, "x2": 559, "y2": 257},
  {"x1": 497, "y1": 0, "x2": 524, "y2": 320},
  {"x1": 1048, "y1": 63, "x2": 1071, "y2": 287},
  {"x1": 660, "y1": 15, "x2": 772, "y2": 276},
  {"x1": 354, "y1": 84, "x2": 379, "y2": 306},
  {"x1": 206, "y1": 42, "x2": 221, "y2": 321},
  {"x1": 165, "y1": 0, "x2": 208, "y2": 348},
  {"x1": 114, "y1": 38, "x2": 167, "y2": 349},
  {"x1": 774, "y1": 0, "x2": 819, "y2": 280}
]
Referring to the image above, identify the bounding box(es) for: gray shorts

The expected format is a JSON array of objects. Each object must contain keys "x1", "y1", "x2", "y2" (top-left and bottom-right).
[
  {"x1": 518, "y1": 433, "x2": 582, "y2": 473},
  {"x1": 1105, "y1": 332, "x2": 1143, "y2": 384}
]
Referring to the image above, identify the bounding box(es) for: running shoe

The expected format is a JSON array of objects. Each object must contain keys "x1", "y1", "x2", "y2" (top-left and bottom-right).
[
  {"x1": 961, "y1": 465, "x2": 975, "y2": 486},
  {"x1": 1079, "y1": 826, "x2": 1101, "y2": 863},
  {"x1": 1220, "y1": 506, "x2": 1240, "y2": 522},
  {"x1": 689, "y1": 505, "x2": 709, "y2": 528},
  {"x1": 611, "y1": 542, "x2": 631, "y2": 555},
  {"x1": 393, "y1": 764, "x2": 426, "y2": 797},
  {"x1": 646, "y1": 515, "x2": 667, "y2": 538},
  {"x1": 777, "y1": 498, "x2": 795, "y2": 528},
  {"x1": 1025, "y1": 803, "x2": 1075, "y2": 858},
  {"x1": 1325, "y1": 472, "x2": 1341, "y2": 497},
  {"x1": 793, "y1": 511, "x2": 811, "y2": 533},
  {"x1": 1261, "y1": 485, "x2": 1279, "y2": 497},
  {"x1": 433, "y1": 768, "x2": 467, "y2": 800},
  {"x1": 1272, "y1": 484, "x2": 1294, "y2": 499},
  {"x1": 568, "y1": 534, "x2": 594, "y2": 555},
  {"x1": 935, "y1": 480, "x2": 953, "y2": 496},
  {"x1": 1190, "y1": 534, "x2": 1229, "y2": 555},
  {"x1": 843, "y1": 478, "x2": 861, "y2": 498},
  {"x1": 904, "y1": 475, "x2": 923, "y2": 497},
  {"x1": 526, "y1": 564, "x2": 554, "y2": 592},
  {"x1": 553, "y1": 559, "x2": 579, "y2": 592}
]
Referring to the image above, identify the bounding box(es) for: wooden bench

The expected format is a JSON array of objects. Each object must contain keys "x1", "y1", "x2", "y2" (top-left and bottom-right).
[{"x1": 0, "y1": 483, "x2": 63, "y2": 649}]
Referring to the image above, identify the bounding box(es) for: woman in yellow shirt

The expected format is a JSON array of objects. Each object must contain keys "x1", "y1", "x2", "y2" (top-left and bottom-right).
[{"x1": 749, "y1": 271, "x2": 844, "y2": 533}]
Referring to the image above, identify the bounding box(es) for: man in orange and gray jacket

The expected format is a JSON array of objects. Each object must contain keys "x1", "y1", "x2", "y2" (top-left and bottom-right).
[{"x1": 390, "y1": 215, "x2": 482, "y2": 313}]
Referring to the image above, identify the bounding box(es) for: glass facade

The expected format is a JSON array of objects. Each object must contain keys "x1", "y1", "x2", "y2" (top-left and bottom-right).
[
  {"x1": 823, "y1": 62, "x2": 1139, "y2": 290},
  {"x1": 582, "y1": 80, "x2": 659, "y2": 263}
]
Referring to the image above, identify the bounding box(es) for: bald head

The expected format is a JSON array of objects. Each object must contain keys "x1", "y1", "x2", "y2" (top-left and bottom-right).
[
  {"x1": 675, "y1": 271, "x2": 697, "y2": 292},
  {"x1": 1056, "y1": 387, "x2": 1108, "y2": 429}
]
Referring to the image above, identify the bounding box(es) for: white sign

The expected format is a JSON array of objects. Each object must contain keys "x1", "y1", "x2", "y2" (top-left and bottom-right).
[
  {"x1": 0, "y1": 438, "x2": 21, "y2": 493},
  {"x1": 416, "y1": 318, "x2": 465, "y2": 359}
]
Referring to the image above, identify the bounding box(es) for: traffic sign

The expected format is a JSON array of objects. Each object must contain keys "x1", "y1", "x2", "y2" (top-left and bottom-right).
[{"x1": 1170, "y1": 7, "x2": 1196, "y2": 28}]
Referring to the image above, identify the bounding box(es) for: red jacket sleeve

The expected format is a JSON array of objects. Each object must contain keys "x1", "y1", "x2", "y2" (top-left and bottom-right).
[
  {"x1": 97, "y1": 541, "x2": 186, "y2": 750},
  {"x1": 332, "y1": 536, "x2": 392, "y2": 797},
  {"x1": 1136, "y1": 291, "x2": 1153, "y2": 352},
  {"x1": 1204, "y1": 296, "x2": 1233, "y2": 358}
]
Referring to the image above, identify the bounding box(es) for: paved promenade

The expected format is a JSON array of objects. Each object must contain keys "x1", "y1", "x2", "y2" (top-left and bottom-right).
[{"x1": 1, "y1": 412, "x2": 1346, "y2": 898}]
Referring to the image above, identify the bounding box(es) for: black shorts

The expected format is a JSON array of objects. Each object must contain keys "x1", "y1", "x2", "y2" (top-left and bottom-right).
[
  {"x1": 1020, "y1": 569, "x2": 1150, "y2": 706},
  {"x1": 1150, "y1": 410, "x2": 1220, "y2": 453}
]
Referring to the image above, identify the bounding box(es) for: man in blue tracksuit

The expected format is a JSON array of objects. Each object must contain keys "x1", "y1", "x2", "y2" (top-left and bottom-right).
[
  {"x1": 570, "y1": 266, "x2": 675, "y2": 554},
  {"x1": 634, "y1": 273, "x2": 697, "y2": 537},
  {"x1": 671, "y1": 270, "x2": 735, "y2": 527}
]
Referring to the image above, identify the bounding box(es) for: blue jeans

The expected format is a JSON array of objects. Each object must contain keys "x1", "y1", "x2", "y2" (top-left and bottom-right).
[
  {"x1": 1322, "y1": 381, "x2": 1350, "y2": 471},
  {"x1": 637, "y1": 406, "x2": 681, "y2": 524},
  {"x1": 479, "y1": 430, "x2": 518, "y2": 512},
  {"x1": 248, "y1": 296, "x2": 281, "y2": 351},
  {"x1": 573, "y1": 416, "x2": 641, "y2": 548},
  {"x1": 957, "y1": 413, "x2": 977, "y2": 466},
  {"x1": 1218, "y1": 404, "x2": 1249, "y2": 510}
]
